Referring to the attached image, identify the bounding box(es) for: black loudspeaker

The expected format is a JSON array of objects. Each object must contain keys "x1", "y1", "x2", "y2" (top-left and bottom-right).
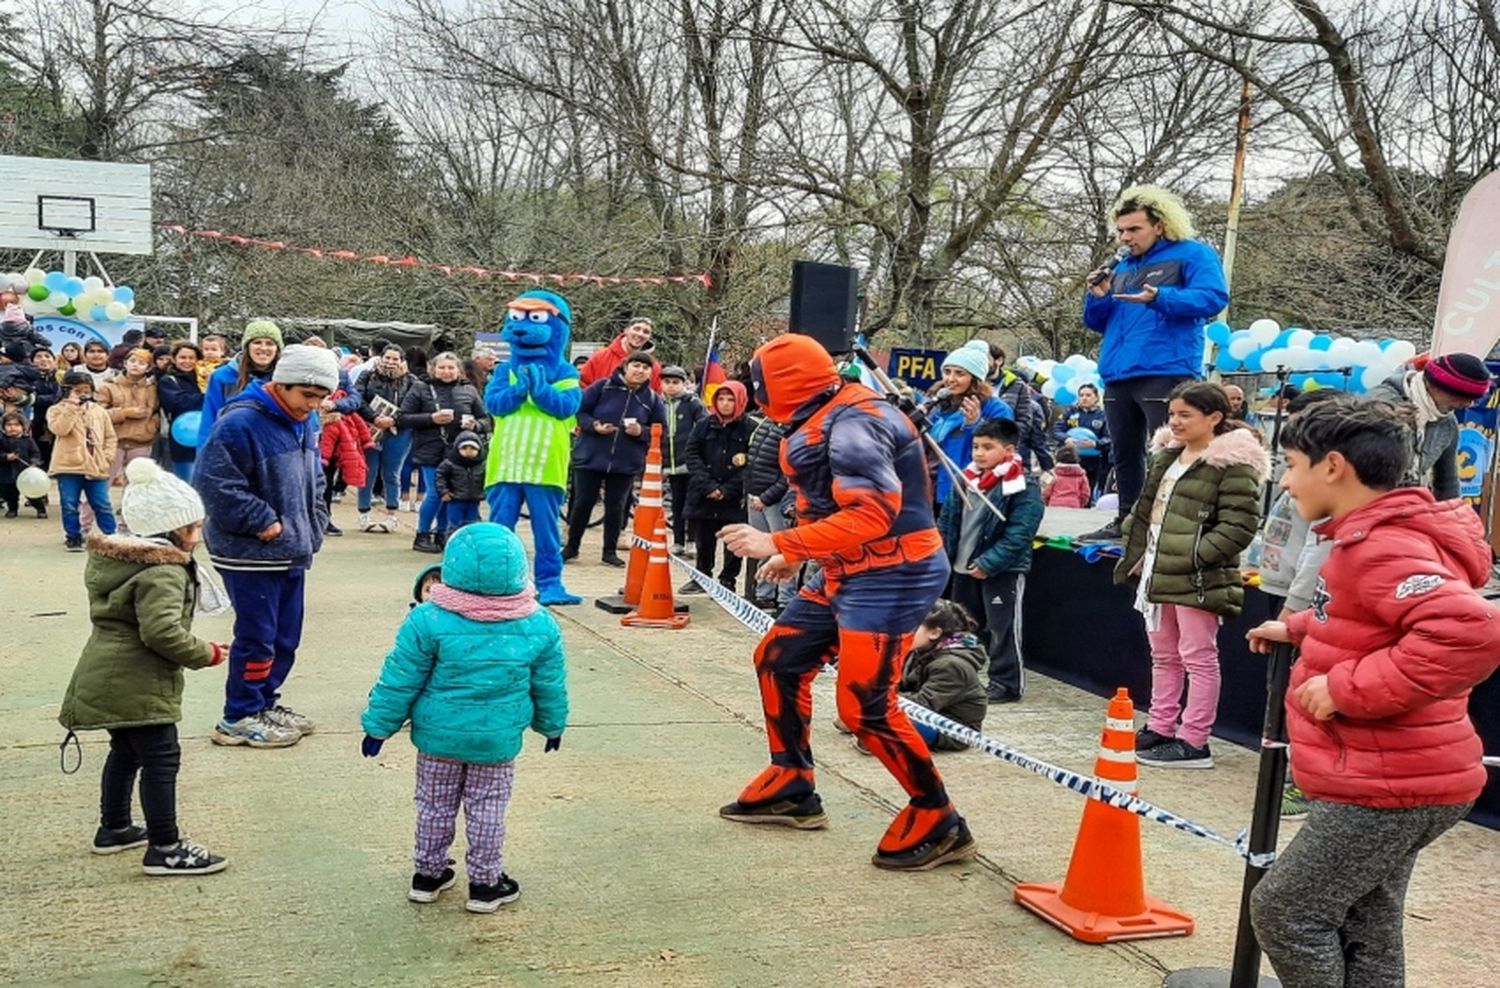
[{"x1": 789, "y1": 260, "x2": 859, "y2": 354}]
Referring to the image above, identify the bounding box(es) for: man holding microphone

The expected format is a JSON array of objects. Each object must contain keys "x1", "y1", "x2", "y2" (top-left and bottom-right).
[{"x1": 1080, "y1": 185, "x2": 1228, "y2": 541}]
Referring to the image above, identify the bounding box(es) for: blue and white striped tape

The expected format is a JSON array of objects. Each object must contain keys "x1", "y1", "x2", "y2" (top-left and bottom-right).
[{"x1": 636, "y1": 534, "x2": 1276, "y2": 867}]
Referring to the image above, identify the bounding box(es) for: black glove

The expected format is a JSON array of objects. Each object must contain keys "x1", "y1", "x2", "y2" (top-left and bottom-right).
[
  {"x1": 544, "y1": 736, "x2": 562, "y2": 753},
  {"x1": 361, "y1": 735, "x2": 385, "y2": 758}
]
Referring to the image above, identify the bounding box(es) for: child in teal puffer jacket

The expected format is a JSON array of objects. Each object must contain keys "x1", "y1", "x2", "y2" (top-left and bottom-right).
[{"x1": 361, "y1": 522, "x2": 568, "y2": 913}]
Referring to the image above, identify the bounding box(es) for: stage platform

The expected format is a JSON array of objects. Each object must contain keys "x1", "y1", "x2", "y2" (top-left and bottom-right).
[{"x1": 1023, "y1": 507, "x2": 1500, "y2": 830}]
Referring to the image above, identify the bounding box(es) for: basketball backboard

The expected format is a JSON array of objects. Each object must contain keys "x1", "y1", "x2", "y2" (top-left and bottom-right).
[{"x1": 0, "y1": 155, "x2": 152, "y2": 255}]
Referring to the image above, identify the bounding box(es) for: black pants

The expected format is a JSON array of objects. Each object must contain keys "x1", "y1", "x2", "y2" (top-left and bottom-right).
[
  {"x1": 1103, "y1": 374, "x2": 1191, "y2": 518},
  {"x1": 0, "y1": 480, "x2": 45, "y2": 513},
  {"x1": 1080, "y1": 456, "x2": 1106, "y2": 498},
  {"x1": 566, "y1": 468, "x2": 634, "y2": 558},
  {"x1": 692, "y1": 517, "x2": 743, "y2": 587},
  {"x1": 952, "y1": 571, "x2": 1026, "y2": 698},
  {"x1": 101, "y1": 723, "x2": 181, "y2": 846},
  {"x1": 666, "y1": 474, "x2": 690, "y2": 547}
]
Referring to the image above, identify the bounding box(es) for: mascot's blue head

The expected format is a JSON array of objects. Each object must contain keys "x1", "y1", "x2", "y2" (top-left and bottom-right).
[{"x1": 501, "y1": 289, "x2": 572, "y2": 365}]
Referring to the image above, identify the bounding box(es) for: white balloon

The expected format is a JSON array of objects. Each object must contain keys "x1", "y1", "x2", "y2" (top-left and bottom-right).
[
  {"x1": 1248, "y1": 319, "x2": 1280, "y2": 346},
  {"x1": 1351, "y1": 341, "x2": 1382, "y2": 366},
  {"x1": 20, "y1": 296, "x2": 43, "y2": 315},
  {"x1": 1064, "y1": 354, "x2": 1090, "y2": 370},
  {"x1": 83, "y1": 276, "x2": 105, "y2": 293},
  {"x1": 104, "y1": 301, "x2": 129, "y2": 321},
  {"x1": 1291, "y1": 348, "x2": 1322, "y2": 371},
  {"x1": 16, "y1": 466, "x2": 49, "y2": 500},
  {"x1": 1041, "y1": 378, "x2": 1060, "y2": 399},
  {"x1": 1386, "y1": 340, "x2": 1417, "y2": 363},
  {"x1": 1361, "y1": 366, "x2": 1387, "y2": 391},
  {"x1": 1228, "y1": 337, "x2": 1257, "y2": 360},
  {"x1": 1288, "y1": 329, "x2": 1314, "y2": 349},
  {"x1": 24, "y1": 268, "x2": 46, "y2": 286}
]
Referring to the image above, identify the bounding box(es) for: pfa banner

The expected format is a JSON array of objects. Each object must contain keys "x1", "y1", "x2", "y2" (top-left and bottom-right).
[
  {"x1": 33, "y1": 315, "x2": 138, "y2": 351},
  {"x1": 886, "y1": 347, "x2": 947, "y2": 392},
  {"x1": 1455, "y1": 361, "x2": 1500, "y2": 503},
  {"x1": 1432, "y1": 170, "x2": 1500, "y2": 358}
]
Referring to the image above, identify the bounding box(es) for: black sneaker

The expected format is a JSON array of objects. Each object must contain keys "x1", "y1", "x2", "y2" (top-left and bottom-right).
[
  {"x1": 35, "y1": 505, "x2": 47, "y2": 518},
  {"x1": 4, "y1": 508, "x2": 16, "y2": 518},
  {"x1": 1138, "y1": 739, "x2": 1214, "y2": 769},
  {"x1": 1079, "y1": 518, "x2": 1124, "y2": 542},
  {"x1": 64, "y1": 535, "x2": 84, "y2": 552},
  {"x1": 719, "y1": 791, "x2": 828, "y2": 830},
  {"x1": 872, "y1": 817, "x2": 978, "y2": 871},
  {"x1": 986, "y1": 686, "x2": 1020, "y2": 704},
  {"x1": 1135, "y1": 727, "x2": 1172, "y2": 751},
  {"x1": 324, "y1": 521, "x2": 343, "y2": 536},
  {"x1": 678, "y1": 580, "x2": 704, "y2": 595},
  {"x1": 561, "y1": 547, "x2": 579, "y2": 562},
  {"x1": 408, "y1": 864, "x2": 457, "y2": 903},
  {"x1": 466, "y1": 874, "x2": 521, "y2": 913},
  {"x1": 92, "y1": 824, "x2": 149, "y2": 855},
  {"x1": 141, "y1": 838, "x2": 228, "y2": 876},
  {"x1": 601, "y1": 553, "x2": 627, "y2": 568},
  {"x1": 413, "y1": 533, "x2": 442, "y2": 554}
]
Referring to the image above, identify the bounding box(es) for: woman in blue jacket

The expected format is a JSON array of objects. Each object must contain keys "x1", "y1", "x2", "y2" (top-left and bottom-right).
[
  {"x1": 925, "y1": 341, "x2": 1013, "y2": 515},
  {"x1": 361, "y1": 523, "x2": 568, "y2": 912},
  {"x1": 562, "y1": 353, "x2": 665, "y2": 566},
  {"x1": 155, "y1": 340, "x2": 205, "y2": 481},
  {"x1": 198, "y1": 321, "x2": 281, "y2": 446}
]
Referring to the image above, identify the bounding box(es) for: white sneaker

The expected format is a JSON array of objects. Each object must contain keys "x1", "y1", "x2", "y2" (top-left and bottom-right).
[
  {"x1": 211, "y1": 713, "x2": 301, "y2": 748},
  {"x1": 385, "y1": 513, "x2": 401, "y2": 531},
  {"x1": 358, "y1": 512, "x2": 381, "y2": 533},
  {"x1": 262, "y1": 704, "x2": 315, "y2": 735},
  {"x1": 399, "y1": 499, "x2": 413, "y2": 513}
]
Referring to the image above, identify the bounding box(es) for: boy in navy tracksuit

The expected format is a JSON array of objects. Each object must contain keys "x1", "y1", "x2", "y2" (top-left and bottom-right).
[
  {"x1": 193, "y1": 346, "x2": 336, "y2": 749},
  {"x1": 660, "y1": 365, "x2": 704, "y2": 553},
  {"x1": 938, "y1": 418, "x2": 1045, "y2": 703}
]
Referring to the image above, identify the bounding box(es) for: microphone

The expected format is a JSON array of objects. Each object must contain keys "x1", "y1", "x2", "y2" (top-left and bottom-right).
[
  {"x1": 930, "y1": 387, "x2": 951, "y2": 404},
  {"x1": 1088, "y1": 246, "x2": 1131, "y2": 287}
]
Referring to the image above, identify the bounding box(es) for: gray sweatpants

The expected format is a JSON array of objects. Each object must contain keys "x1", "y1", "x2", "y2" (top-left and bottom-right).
[{"x1": 1250, "y1": 798, "x2": 1471, "y2": 988}]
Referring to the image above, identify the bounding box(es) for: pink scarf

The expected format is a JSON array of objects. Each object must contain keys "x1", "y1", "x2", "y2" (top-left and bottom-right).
[
  {"x1": 428, "y1": 583, "x2": 539, "y2": 622},
  {"x1": 962, "y1": 455, "x2": 1027, "y2": 496}
]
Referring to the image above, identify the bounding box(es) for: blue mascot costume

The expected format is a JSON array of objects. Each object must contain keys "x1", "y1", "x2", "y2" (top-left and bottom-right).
[{"x1": 484, "y1": 290, "x2": 584, "y2": 606}]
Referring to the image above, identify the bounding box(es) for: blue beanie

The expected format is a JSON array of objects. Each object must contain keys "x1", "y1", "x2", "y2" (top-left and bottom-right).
[{"x1": 942, "y1": 341, "x2": 991, "y2": 381}]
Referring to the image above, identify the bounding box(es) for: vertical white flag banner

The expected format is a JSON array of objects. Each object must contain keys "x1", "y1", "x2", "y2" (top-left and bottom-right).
[{"x1": 1433, "y1": 170, "x2": 1500, "y2": 357}]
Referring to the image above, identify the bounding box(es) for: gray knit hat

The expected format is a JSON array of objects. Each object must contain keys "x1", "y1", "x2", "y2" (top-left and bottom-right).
[{"x1": 272, "y1": 344, "x2": 339, "y2": 391}]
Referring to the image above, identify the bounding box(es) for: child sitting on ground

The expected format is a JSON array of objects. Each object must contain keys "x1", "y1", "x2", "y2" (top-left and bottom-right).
[
  {"x1": 938, "y1": 418, "x2": 1046, "y2": 704},
  {"x1": 1247, "y1": 397, "x2": 1500, "y2": 988},
  {"x1": 58, "y1": 458, "x2": 229, "y2": 875},
  {"x1": 361, "y1": 523, "x2": 568, "y2": 913},
  {"x1": 0, "y1": 410, "x2": 45, "y2": 517},
  {"x1": 436, "y1": 430, "x2": 487, "y2": 537},
  {"x1": 1044, "y1": 445, "x2": 1093, "y2": 508}
]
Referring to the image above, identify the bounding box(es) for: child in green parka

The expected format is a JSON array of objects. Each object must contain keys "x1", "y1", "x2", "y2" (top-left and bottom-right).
[
  {"x1": 58, "y1": 457, "x2": 230, "y2": 876},
  {"x1": 361, "y1": 523, "x2": 568, "y2": 914},
  {"x1": 1116, "y1": 382, "x2": 1268, "y2": 770}
]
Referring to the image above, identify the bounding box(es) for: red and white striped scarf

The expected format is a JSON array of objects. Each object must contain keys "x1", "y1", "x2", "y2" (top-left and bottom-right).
[{"x1": 962, "y1": 455, "x2": 1027, "y2": 496}]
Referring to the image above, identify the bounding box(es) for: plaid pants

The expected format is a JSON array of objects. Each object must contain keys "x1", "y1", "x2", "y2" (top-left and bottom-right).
[{"x1": 413, "y1": 753, "x2": 514, "y2": 885}]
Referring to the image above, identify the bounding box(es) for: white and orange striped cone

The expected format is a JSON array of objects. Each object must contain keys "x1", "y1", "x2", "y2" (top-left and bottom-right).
[
  {"x1": 1014, "y1": 688, "x2": 1195, "y2": 943},
  {"x1": 621, "y1": 512, "x2": 689, "y2": 630},
  {"x1": 598, "y1": 423, "x2": 684, "y2": 614}
]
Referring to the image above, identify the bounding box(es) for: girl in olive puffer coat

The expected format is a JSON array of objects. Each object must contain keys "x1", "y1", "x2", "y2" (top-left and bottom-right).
[{"x1": 1116, "y1": 382, "x2": 1268, "y2": 770}]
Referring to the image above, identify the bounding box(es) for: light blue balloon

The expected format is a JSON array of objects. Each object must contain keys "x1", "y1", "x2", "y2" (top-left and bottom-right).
[
  {"x1": 89, "y1": 305, "x2": 107, "y2": 322},
  {"x1": 64, "y1": 276, "x2": 85, "y2": 296},
  {"x1": 113, "y1": 285, "x2": 135, "y2": 304},
  {"x1": 1243, "y1": 351, "x2": 1265, "y2": 373},
  {"x1": 1229, "y1": 328, "x2": 1252, "y2": 343},
  {"x1": 1054, "y1": 386, "x2": 1078, "y2": 406},
  {"x1": 170, "y1": 411, "x2": 202, "y2": 448},
  {"x1": 1308, "y1": 335, "x2": 1333, "y2": 352},
  {"x1": 1274, "y1": 329, "x2": 1296, "y2": 347},
  {"x1": 1378, "y1": 338, "x2": 1395, "y2": 350},
  {"x1": 1290, "y1": 373, "x2": 1314, "y2": 389},
  {"x1": 1050, "y1": 363, "x2": 1076, "y2": 384},
  {"x1": 1205, "y1": 320, "x2": 1232, "y2": 345},
  {"x1": 43, "y1": 271, "x2": 68, "y2": 292},
  {"x1": 1216, "y1": 351, "x2": 1242, "y2": 373}
]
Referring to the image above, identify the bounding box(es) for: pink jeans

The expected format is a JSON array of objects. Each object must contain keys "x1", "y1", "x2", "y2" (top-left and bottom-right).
[{"x1": 1145, "y1": 604, "x2": 1222, "y2": 748}]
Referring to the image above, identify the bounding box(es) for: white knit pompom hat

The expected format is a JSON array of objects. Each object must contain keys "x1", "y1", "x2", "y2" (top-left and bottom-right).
[{"x1": 120, "y1": 458, "x2": 205, "y2": 536}]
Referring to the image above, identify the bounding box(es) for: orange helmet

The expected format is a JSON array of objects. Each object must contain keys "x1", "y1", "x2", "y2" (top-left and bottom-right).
[{"x1": 749, "y1": 334, "x2": 840, "y2": 423}]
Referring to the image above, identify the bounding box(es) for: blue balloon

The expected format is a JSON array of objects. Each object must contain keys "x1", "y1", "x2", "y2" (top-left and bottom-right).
[
  {"x1": 170, "y1": 411, "x2": 202, "y2": 448},
  {"x1": 1308, "y1": 335, "x2": 1333, "y2": 352},
  {"x1": 1243, "y1": 351, "x2": 1265, "y2": 373},
  {"x1": 1055, "y1": 386, "x2": 1078, "y2": 406},
  {"x1": 1066, "y1": 427, "x2": 1101, "y2": 456},
  {"x1": 64, "y1": 276, "x2": 86, "y2": 296},
  {"x1": 89, "y1": 305, "x2": 107, "y2": 322},
  {"x1": 1290, "y1": 373, "x2": 1314, "y2": 389},
  {"x1": 43, "y1": 271, "x2": 68, "y2": 292},
  {"x1": 1205, "y1": 320, "x2": 1232, "y2": 345},
  {"x1": 1316, "y1": 372, "x2": 1346, "y2": 390},
  {"x1": 113, "y1": 285, "x2": 135, "y2": 305},
  {"x1": 1050, "y1": 363, "x2": 1076, "y2": 384},
  {"x1": 1274, "y1": 329, "x2": 1296, "y2": 347},
  {"x1": 1216, "y1": 351, "x2": 1242, "y2": 373},
  {"x1": 1378, "y1": 338, "x2": 1395, "y2": 350},
  {"x1": 1229, "y1": 328, "x2": 1252, "y2": 343}
]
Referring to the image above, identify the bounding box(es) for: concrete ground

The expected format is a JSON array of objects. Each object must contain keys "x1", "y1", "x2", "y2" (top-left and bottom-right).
[{"x1": 2, "y1": 498, "x2": 1496, "y2": 987}]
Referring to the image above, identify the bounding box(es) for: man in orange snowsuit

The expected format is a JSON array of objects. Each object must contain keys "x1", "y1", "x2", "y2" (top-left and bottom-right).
[{"x1": 719, "y1": 334, "x2": 976, "y2": 870}]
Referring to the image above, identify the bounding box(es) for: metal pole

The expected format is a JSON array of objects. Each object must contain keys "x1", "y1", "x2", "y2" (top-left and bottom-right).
[
  {"x1": 1162, "y1": 642, "x2": 1293, "y2": 988},
  {"x1": 1262, "y1": 366, "x2": 1291, "y2": 515}
]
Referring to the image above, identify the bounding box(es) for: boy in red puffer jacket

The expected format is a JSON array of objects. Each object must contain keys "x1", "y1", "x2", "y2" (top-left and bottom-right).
[
  {"x1": 1246, "y1": 397, "x2": 1500, "y2": 988},
  {"x1": 319, "y1": 393, "x2": 373, "y2": 535}
]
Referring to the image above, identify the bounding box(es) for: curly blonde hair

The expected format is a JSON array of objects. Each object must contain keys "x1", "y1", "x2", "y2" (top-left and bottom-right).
[{"x1": 1111, "y1": 185, "x2": 1197, "y2": 241}]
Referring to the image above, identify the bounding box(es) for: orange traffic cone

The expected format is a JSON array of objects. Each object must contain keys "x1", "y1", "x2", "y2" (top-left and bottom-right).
[
  {"x1": 599, "y1": 424, "x2": 685, "y2": 614},
  {"x1": 1013, "y1": 688, "x2": 1194, "y2": 943},
  {"x1": 621, "y1": 513, "x2": 690, "y2": 629}
]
